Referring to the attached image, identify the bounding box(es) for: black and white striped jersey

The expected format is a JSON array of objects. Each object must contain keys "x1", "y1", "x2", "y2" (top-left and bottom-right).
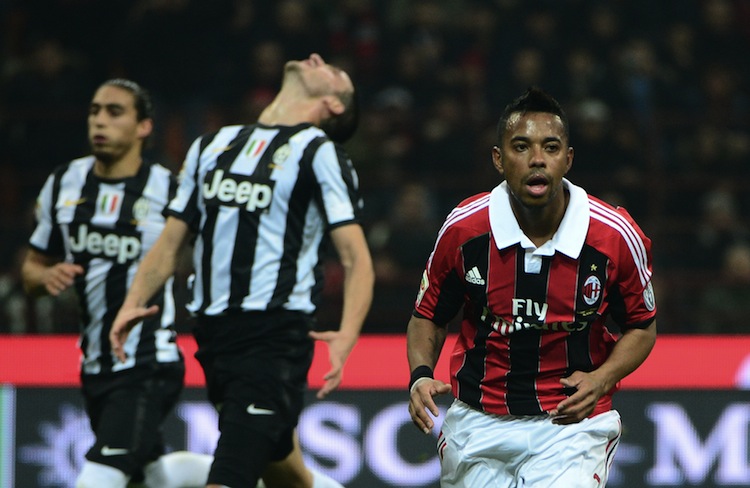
[
  {"x1": 29, "y1": 156, "x2": 182, "y2": 375},
  {"x1": 167, "y1": 122, "x2": 364, "y2": 316}
]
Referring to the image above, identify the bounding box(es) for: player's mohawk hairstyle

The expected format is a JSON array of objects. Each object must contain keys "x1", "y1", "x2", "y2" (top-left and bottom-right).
[{"x1": 496, "y1": 86, "x2": 569, "y2": 142}]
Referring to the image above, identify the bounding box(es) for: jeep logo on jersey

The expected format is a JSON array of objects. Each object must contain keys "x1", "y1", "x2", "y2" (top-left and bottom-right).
[
  {"x1": 68, "y1": 224, "x2": 141, "y2": 264},
  {"x1": 203, "y1": 169, "x2": 273, "y2": 212}
]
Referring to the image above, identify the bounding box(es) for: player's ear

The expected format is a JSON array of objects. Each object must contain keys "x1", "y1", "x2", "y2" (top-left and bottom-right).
[
  {"x1": 323, "y1": 95, "x2": 345, "y2": 117},
  {"x1": 492, "y1": 146, "x2": 505, "y2": 175},
  {"x1": 137, "y1": 118, "x2": 153, "y2": 139},
  {"x1": 565, "y1": 146, "x2": 574, "y2": 174}
]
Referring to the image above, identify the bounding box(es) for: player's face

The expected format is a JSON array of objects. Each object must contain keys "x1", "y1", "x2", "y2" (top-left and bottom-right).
[
  {"x1": 492, "y1": 111, "x2": 573, "y2": 210},
  {"x1": 284, "y1": 53, "x2": 353, "y2": 100},
  {"x1": 88, "y1": 85, "x2": 150, "y2": 164}
]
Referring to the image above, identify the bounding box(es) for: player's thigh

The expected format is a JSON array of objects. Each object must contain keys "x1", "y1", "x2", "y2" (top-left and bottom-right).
[
  {"x1": 519, "y1": 410, "x2": 622, "y2": 488},
  {"x1": 260, "y1": 432, "x2": 313, "y2": 488},
  {"x1": 438, "y1": 401, "x2": 517, "y2": 488},
  {"x1": 85, "y1": 367, "x2": 183, "y2": 473},
  {"x1": 208, "y1": 358, "x2": 307, "y2": 486}
]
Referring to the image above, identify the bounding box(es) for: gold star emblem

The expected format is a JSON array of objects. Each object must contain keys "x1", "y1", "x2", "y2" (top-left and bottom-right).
[{"x1": 590, "y1": 264, "x2": 597, "y2": 271}]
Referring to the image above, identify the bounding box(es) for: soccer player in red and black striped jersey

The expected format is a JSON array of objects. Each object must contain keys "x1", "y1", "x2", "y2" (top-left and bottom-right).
[
  {"x1": 110, "y1": 54, "x2": 374, "y2": 488},
  {"x1": 407, "y1": 87, "x2": 656, "y2": 487},
  {"x1": 22, "y1": 79, "x2": 212, "y2": 487}
]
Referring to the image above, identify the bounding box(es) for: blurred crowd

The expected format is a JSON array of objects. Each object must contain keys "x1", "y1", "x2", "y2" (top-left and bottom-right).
[{"x1": 1, "y1": 0, "x2": 749, "y2": 334}]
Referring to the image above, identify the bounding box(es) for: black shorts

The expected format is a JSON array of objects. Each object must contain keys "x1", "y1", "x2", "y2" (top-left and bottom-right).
[
  {"x1": 193, "y1": 310, "x2": 315, "y2": 486},
  {"x1": 80, "y1": 363, "x2": 184, "y2": 478}
]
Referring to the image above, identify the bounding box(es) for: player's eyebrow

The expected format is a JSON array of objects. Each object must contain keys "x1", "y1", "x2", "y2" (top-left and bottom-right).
[
  {"x1": 510, "y1": 135, "x2": 562, "y2": 143},
  {"x1": 90, "y1": 102, "x2": 125, "y2": 109}
]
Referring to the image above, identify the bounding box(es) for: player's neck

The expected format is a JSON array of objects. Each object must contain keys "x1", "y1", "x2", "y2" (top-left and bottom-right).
[
  {"x1": 94, "y1": 149, "x2": 142, "y2": 179},
  {"x1": 258, "y1": 89, "x2": 320, "y2": 127},
  {"x1": 514, "y1": 191, "x2": 570, "y2": 247}
]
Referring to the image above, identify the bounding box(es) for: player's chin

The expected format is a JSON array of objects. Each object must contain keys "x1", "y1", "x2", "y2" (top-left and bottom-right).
[
  {"x1": 284, "y1": 60, "x2": 303, "y2": 73},
  {"x1": 92, "y1": 148, "x2": 116, "y2": 163},
  {"x1": 518, "y1": 196, "x2": 550, "y2": 209}
]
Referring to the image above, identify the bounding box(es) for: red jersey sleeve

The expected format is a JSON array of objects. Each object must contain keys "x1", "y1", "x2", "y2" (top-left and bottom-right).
[
  {"x1": 413, "y1": 194, "x2": 489, "y2": 326},
  {"x1": 609, "y1": 205, "x2": 657, "y2": 329}
]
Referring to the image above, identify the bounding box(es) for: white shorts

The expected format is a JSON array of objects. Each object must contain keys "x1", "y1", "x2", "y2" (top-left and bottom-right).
[{"x1": 438, "y1": 400, "x2": 621, "y2": 488}]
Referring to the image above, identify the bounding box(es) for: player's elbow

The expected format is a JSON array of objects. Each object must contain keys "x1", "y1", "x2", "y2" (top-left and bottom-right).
[{"x1": 20, "y1": 265, "x2": 46, "y2": 297}]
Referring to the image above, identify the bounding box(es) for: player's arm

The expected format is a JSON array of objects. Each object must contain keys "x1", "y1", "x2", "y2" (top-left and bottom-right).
[
  {"x1": 552, "y1": 319, "x2": 657, "y2": 424},
  {"x1": 21, "y1": 248, "x2": 84, "y2": 297},
  {"x1": 22, "y1": 172, "x2": 84, "y2": 297},
  {"x1": 110, "y1": 216, "x2": 191, "y2": 361},
  {"x1": 553, "y1": 208, "x2": 658, "y2": 424},
  {"x1": 407, "y1": 315, "x2": 451, "y2": 434},
  {"x1": 309, "y1": 223, "x2": 374, "y2": 399}
]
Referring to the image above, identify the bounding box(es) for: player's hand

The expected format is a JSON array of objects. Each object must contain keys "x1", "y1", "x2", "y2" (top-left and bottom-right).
[
  {"x1": 408, "y1": 378, "x2": 451, "y2": 434},
  {"x1": 550, "y1": 370, "x2": 607, "y2": 424},
  {"x1": 43, "y1": 263, "x2": 84, "y2": 296},
  {"x1": 109, "y1": 305, "x2": 160, "y2": 362},
  {"x1": 308, "y1": 330, "x2": 357, "y2": 399}
]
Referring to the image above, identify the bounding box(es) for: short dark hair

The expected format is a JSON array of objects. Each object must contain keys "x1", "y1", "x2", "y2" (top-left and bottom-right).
[
  {"x1": 496, "y1": 87, "x2": 569, "y2": 143},
  {"x1": 320, "y1": 88, "x2": 359, "y2": 144},
  {"x1": 99, "y1": 78, "x2": 154, "y2": 121}
]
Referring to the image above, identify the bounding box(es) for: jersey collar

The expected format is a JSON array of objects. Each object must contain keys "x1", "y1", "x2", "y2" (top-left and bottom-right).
[{"x1": 488, "y1": 178, "x2": 590, "y2": 259}]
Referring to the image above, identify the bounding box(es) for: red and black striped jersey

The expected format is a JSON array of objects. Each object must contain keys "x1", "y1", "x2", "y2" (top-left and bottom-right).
[{"x1": 413, "y1": 179, "x2": 656, "y2": 416}]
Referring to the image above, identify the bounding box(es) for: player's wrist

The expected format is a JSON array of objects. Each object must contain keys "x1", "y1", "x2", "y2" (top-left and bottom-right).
[{"x1": 409, "y1": 365, "x2": 434, "y2": 392}]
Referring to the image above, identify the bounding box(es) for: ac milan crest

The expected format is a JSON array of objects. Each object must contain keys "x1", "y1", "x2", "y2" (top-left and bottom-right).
[{"x1": 582, "y1": 275, "x2": 602, "y2": 306}]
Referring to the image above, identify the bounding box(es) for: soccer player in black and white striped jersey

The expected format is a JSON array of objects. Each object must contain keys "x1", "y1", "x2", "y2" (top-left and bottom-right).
[
  {"x1": 111, "y1": 54, "x2": 374, "y2": 488},
  {"x1": 22, "y1": 79, "x2": 212, "y2": 487}
]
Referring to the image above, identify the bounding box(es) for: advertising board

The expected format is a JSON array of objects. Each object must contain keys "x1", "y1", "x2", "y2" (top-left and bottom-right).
[{"x1": 2, "y1": 335, "x2": 749, "y2": 487}]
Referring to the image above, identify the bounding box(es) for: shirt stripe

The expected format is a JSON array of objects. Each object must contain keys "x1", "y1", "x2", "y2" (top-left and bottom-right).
[
  {"x1": 28, "y1": 157, "x2": 181, "y2": 376},
  {"x1": 589, "y1": 200, "x2": 651, "y2": 286},
  {"x1": 414, "y1": 188, "x2": 655, "y2": 416},
  {"x1": 167, "y1": 123, "x2": 363, "y2": 316}
]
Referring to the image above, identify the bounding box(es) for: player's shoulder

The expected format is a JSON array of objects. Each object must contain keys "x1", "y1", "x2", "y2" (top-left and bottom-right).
[
  {"x1": 588, "y1": 195, "x2": 643, "y2": 231},
  {"x1": 194, "y1": 124, "x2": 246, "y2": 151},
  {"x1": 291, "y1": 123, "x2": 333, "y2": 148},
  {"x1": 50, "y1": 155, "x2": 95, "y2": 182},
  {"x1": 144, "y1": 159, "x2": 175, "y2": 177},
  {"x1": 441, "y1": 192, "x2": 491, "y2": 235},
  {"x1": 66, "y1": 155, "x2": 95, "y2": 171},
  {"x1": 587, "y1": 194, "x2": 651, "y2": 253},
  {"x1": 141, "y1": 160, "x2": 178, "y2": 186},
  {"x1": 458, "y1": 192, "x2": 491, "y2": 207},
  {"x1": 293, "y1": 125, "x2": 353, "y2": 165}
]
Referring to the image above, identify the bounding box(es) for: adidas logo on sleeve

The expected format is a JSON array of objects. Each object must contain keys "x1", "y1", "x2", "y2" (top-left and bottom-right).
[{"x1": 465, "y1": 266, "x2": 486, "y2": 285}]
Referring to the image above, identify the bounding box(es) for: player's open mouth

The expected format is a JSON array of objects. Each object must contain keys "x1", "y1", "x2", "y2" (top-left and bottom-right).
[{"x1": 526, "y1": 174, "x2": 549, "y2": 197}]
